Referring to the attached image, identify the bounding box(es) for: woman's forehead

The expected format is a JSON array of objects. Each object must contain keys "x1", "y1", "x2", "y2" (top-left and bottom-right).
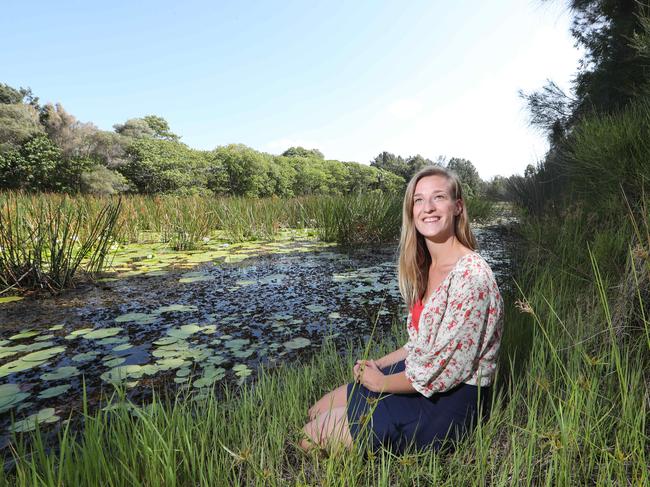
[{"x1": 414, "y1": 175, "x2": 451, "y2": 193}]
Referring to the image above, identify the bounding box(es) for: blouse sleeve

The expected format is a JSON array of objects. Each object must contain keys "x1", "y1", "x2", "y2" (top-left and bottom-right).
[{"x1": 404, "y1": 269, "x2": 499, "y2": 397}]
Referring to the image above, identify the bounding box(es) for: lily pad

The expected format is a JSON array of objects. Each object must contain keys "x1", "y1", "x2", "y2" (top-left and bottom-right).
[
  {"x1": 0, "y1": 384, "x2": 30, "y2": 413},
  {"x1": 155, "y1": 304, "x2": 197, "y2": 314},
  {"x1": 72, "y1": 351, "x2": 100, "y2": 363},
  {"x1": 0, "y1": 346, "x2": 66, "y2": 378},
  {"x1": 283, "y1": 337, "x2": 311, "y2": 350},
  {"x1": 9, "y1": 330, "x2": 40, "y2": 340},
  {"x1": 10, "y1": 408, "x2": 59, "y2": 433},
  {"x1": 65, "y1": 328, "x2": 94, "y2": 340},
  {"x1": 306, "y1": 304, "x2": 327, "y2": 313},
  {"x1": 41, "y1": 366, "x2": 80, "y2": 381},
  {"x1": 83, "y1": 327, "x2": 123, "y2": 340},
  {"x1": 38, "y1": 384, "x2": 72, "y2": 399},
  {"x1": 114, "y1": 312, "x2": 156, "y2": 324}
]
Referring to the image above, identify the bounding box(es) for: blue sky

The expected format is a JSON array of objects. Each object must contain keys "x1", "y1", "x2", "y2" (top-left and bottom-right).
[{"x1": 3, "y1": 0, "x2": 581, "y2": 178}]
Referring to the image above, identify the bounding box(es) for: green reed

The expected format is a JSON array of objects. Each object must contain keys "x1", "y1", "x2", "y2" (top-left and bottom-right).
[{"x1": 0, "y1": 194, "x2": 121, "y2": 293}]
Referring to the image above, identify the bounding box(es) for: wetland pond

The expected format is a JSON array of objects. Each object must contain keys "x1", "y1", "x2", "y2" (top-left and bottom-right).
[{"x1": 0, "y1": 221, "x2": 516, "y2": 447}]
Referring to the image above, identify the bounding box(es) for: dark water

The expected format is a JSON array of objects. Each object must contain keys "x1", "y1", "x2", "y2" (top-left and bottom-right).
[{"x1": 0, "y1": 223, "x2": 515, "y2": 445}]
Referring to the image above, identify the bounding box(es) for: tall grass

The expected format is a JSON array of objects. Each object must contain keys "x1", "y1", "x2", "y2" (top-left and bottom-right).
[
  {"x1": 0, "y1": 194, "x2": 121, "y2": 293},
  {"x1": 1, "y1": 268, "x2": 647, "y2": 485}
]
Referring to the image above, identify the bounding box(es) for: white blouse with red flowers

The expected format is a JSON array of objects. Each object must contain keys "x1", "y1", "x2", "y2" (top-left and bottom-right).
[{"x1": 403, "y1": 252, "x2": 503, "y2": 398}]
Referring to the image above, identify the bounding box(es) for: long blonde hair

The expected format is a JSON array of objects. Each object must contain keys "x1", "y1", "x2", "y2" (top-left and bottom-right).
[{"x1": 397, "y1": 166, "x2": 477, "y2": 309}]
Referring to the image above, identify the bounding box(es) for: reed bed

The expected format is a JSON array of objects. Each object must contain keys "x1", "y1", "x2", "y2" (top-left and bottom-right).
[{"x1": 0, "y1": 194, "x2": 121, "y2": 293}]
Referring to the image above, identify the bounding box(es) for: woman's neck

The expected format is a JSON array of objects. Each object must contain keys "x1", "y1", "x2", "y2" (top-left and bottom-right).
[{"x1": 425, "y1": 235, "x2": 469, "y2": 269}]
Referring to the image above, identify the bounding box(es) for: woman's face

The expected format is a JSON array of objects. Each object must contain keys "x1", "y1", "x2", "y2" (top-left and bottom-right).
[{"x1": 412, "y1": 175, "x2": 462, "y2": 241}]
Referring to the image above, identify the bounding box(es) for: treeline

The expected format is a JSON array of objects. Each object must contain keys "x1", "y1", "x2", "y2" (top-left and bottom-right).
[
  {"x1": 517, "y1": 0, "x2": 650, "y2": 332},
  {"x1": 0, "y1": 89, "x2": 406, "y2": 197},
  {"x1": 0, "y1": 83, "x2": 509, "y2": 199}
]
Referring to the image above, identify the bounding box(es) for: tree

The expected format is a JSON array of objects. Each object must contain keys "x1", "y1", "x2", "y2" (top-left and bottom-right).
[
  {"x1": 0, "y1": 104, "x2": 44, "y2": 151},
  {"x1": 113, "y1": 118, "x2": 155, "y2": 138},
  {"x1": 446, "y1": 157, "x2": 482, "y2": 197},
  {"x1": 80, "y1": 165, "x2": 131, "y2": 195},
  {"x1": 0, "y1": 83, "x2": 39, "y2": 107},
  {"x1": 143, "y1": 115, "x2": 180, "y2": 141},
  {"x1": 0, "y1": 134, "x2": 62, "y2": 191},
  {"x1": 282, "y1": 146, "x2": 324, "y2": 159}
]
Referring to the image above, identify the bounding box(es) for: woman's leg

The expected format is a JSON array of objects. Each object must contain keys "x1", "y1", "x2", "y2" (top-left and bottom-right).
[
  {"x1": 300, "y1": 406, "x2": 353, "y2": 452},
  {"x1": 308, "y1": 384, "x2": 348, "y2": 420}
]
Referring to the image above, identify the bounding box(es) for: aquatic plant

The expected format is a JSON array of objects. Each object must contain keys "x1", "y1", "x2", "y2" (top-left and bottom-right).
[{"x1": 0, "y1": 194, "x2": 121, "y2": 293}]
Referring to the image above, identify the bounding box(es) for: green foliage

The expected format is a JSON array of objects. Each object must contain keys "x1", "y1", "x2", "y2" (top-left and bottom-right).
[
  {"x1": 0, "y1": 135, "x2": 62, "y2": 191},
  {"x1": 214, "y1": 144, "x2": 274, "y2": 197},
  {"x1": 0, "y1": 104, "x2": 44, "y2": 151},
  {"x1": 447, "y1": 157, "x2": 482, "y2": 197},
  {"x1": 80, "y1": 165, "x2": 131, "y2": 195},
  {"x1": 282, "y1": 146, "x2": 324, "y2": 159},
  {"x1": 118, "y1": 138, "x2": 211, "y2": 194},
  {"x1": 142, "y1": 115, "x2": 180, "y2": 142},
  {"x1": 0, "y1": 195, "x2": 121, "y2": 292},
  {"x1": 113, "y1": 118, "x2": 155, "y2": 139},
  {"x1": 0, "y1": 83, "x2": 38, "y2": 107}
]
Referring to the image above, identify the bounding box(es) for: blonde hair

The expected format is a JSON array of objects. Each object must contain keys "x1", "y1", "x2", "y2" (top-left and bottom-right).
[{"x1": 397, "y1": 166, "x2": 477, "y2": 309}]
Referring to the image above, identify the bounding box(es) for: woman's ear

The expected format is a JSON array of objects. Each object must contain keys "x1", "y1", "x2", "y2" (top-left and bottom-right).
[{"x1": 455, "y1": 198, "x2": 463, "y2": 216}]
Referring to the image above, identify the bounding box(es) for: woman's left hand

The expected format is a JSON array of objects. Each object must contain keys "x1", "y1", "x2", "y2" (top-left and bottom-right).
[{"x1": 359, "y1": 360, "x2": 386, "y2": 393}]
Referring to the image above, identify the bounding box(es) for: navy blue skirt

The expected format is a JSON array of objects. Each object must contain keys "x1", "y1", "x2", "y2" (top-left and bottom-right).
[{"x1": 346, "y1": 360, "x2": 490, "y2": 453}]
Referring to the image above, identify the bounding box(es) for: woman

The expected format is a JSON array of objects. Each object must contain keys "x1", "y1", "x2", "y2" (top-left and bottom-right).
[{"x1": 300, "y1": 166, "x2": 503, "y2": 453}]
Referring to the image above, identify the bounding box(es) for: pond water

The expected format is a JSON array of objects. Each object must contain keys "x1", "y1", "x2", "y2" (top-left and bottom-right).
[{"x1": 0, "y1": 223, "x2": 515, "y2": 446}]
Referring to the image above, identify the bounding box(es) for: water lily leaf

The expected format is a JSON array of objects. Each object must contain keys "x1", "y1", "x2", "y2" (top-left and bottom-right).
[
  {"x1": 104, "y1": 357, "x2": 126, "y2": 368},
  {"x1": 258, "y1": 273, "x2": 287, "y2": 285},
  {"x1": 283, "y1": 337, "x2": 311, "y2": 350},
  {"x1": 176, "y1": 368, "x2": 191, "y2": 378},
  {"x1": 306, "y1": 304, "x2": 327, "y2": 313},
  {"x1": 193, "y1": 367, "x2": 225, "y2": 388},
  {"x1": 83, "y1": 327, "x2": 123, "y2": 340},
  {"x1": 0, "y1": 296, "x2": 23, "y2": 304},
  {"x1": 206, "y1": 355, "x2": 227, "y2": 366},
  {"x1": 0, "y1": 384, "x2": 30, "y2": 413},
  {"x1": 101, "y1": 365, "x2": 146, "y2": 382},
  {"x1": 34, "y1": 334, "x2": 55, "y2": 342},
  {"x1": 328, "y1": 312, "x2": 341, "y2": 319},
  {"x1": 155, "y1": 304, "x2": 197, "y2": 314},
  {"x1": 232, "y1": 349, "x2": 254, "y2": 359},
  {"x1": 156, "y1": 358, "x2": 188, "y2": 371},
  {"x1": 179, "y1": 271, "x2": 214, "y2": 283},
  {"x1": 201, "y1": 325, "x2": 217, "y2": 334},
  {"x1": 65, "y1": 328, "x2": 94, "y2": 339},
  {"x1": 72, "y1": 351, "x2": 100, "y2": 363},
  {"x1": 167, "y1": 324, "x2": 201, "y2": 339},
  {"x1": 232, "y1": 364, "x2": 252, "y2": 377},
  {"x1": 0, "y1": 346, "x2": 66, "y2": 378},
  {"x1": 224, "y1": 338, "x2": 249, "y2": 350},
  {"x1": 41, "y1": 366, "x2": 80, "y2": 381},
  {"x1": 10, "y1": 408, "x2": 59, "y2": 433},
  {"x1": 38, "y1": 384, "x2": 71, "y2": 399},
  {"x1": 235, "y1": 279, "x2": 256, "y2": 286},
  {"x1": 112, "y1": 343, "x2": 132, "y2": 352},
  {"x1": 9, "y1": 330, "x2": 41, "y2": 341},
  {"x1": 114, "y1": 312, "x2": 156, "y2": 324}
]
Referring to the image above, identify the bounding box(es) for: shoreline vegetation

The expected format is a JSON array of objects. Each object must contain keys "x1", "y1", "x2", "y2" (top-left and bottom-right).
[{"x1": 0, "y1": 191, "x2": 497, "y2": 296}]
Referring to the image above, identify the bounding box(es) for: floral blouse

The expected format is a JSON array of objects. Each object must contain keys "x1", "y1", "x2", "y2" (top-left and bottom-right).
[{"x1": 404, "y1": 252, "x2": 503, "y2": 397}]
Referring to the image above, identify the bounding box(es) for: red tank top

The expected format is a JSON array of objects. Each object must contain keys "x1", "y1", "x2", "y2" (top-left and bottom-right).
[{"x1": 410, "y1": 299, "x2": 424, "y2": 332}]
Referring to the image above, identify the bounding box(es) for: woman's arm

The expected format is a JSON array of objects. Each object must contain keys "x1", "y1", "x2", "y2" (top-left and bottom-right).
[
  {"x1": 358, "y1": 361, "x2": 417, "y2": 394},
  {"x1": 375, "y1": 346, "x2": 408, "y2": 368},
  {"x1": 353, "y1": 346, "x2": 408, "y2": 380}
]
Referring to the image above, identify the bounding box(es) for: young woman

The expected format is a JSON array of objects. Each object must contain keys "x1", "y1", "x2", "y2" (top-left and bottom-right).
[{"x1": 300, "y1": 166, "x2": 503, "y2": 453}]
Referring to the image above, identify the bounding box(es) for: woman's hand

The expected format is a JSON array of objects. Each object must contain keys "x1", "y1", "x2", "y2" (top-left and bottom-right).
[{"x1": 354, "y1": 360, "x2": 387, "y2": 393}]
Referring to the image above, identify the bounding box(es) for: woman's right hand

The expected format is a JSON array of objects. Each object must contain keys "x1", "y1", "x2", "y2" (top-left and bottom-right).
[{"x1": 354, "y1": 359, "x2": 381, "y2": 382}]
